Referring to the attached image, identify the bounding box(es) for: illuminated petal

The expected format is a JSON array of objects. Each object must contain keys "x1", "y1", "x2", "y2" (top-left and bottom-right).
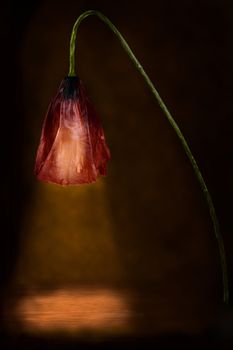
[{"x1": 35, "y1": 77, "x2": 110, "y2": 185}]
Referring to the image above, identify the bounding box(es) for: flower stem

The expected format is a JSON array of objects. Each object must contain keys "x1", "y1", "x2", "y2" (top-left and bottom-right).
[{"x1": 68, "y1": 10, "x2": 229, "y2": 304}]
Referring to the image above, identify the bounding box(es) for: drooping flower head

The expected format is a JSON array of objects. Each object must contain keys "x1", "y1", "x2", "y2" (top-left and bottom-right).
[{"x1": 35, "y1": 76, "x2": 110, "y2": 185}]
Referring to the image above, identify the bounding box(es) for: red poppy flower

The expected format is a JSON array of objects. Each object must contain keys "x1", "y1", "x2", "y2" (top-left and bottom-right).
[{"x1": 35, "y1": 76, "x2": 110, "y2": 185}]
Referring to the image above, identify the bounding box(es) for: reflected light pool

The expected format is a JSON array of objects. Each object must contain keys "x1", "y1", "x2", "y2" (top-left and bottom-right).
[{"x1": 11, "y1": 287, "x2": 131, "y2": 335}]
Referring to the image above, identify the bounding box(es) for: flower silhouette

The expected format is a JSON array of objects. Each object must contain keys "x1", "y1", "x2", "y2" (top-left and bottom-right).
[{"x1": 35, "y1": 76, "x2": 110, "y2": 185}]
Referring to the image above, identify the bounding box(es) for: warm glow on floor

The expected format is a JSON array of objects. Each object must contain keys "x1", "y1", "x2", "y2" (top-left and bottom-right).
[{"x1": 13, "y1": 288, "x2": 131, "y2": 334}]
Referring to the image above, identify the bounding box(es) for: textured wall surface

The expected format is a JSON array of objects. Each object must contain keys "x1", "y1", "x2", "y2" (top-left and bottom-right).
[{"x1": 1, "y1": 0, "x2": 233, "y2": 344}]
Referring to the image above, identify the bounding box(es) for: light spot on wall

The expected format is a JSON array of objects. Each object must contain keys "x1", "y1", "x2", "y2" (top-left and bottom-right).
[{"x1": 10, "y1": 288, "x2": 132, "y2": 336}]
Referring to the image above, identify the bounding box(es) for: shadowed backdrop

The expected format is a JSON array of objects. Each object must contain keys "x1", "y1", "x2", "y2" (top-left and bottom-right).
[{"x1": 1, "y1": 0, "x2": 233, "y2": 346}]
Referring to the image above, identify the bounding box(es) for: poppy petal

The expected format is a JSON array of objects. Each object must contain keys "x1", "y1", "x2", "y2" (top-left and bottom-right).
[{"x1": 35, "y1": 77, "x2": 110, "y2": 185}]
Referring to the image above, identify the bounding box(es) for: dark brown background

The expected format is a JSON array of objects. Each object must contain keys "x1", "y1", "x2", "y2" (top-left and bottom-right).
[{"x1": 1, "y1": 0, "x2": 233, "y2": 349}]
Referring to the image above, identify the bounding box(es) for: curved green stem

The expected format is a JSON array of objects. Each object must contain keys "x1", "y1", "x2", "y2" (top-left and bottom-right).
[{"x1": 68, "y1": 10, "x2": 229, "y2": 304}]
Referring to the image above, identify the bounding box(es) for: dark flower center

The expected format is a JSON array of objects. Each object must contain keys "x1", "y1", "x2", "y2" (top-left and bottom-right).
[{"x1": 62, "y1": 76, "x2": 80, "y2": 99}]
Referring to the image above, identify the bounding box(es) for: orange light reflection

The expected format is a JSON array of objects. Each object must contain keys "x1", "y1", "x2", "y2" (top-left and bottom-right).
[{"x1": 13, "y1": 288, "x2": 131, "y2": 335}]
